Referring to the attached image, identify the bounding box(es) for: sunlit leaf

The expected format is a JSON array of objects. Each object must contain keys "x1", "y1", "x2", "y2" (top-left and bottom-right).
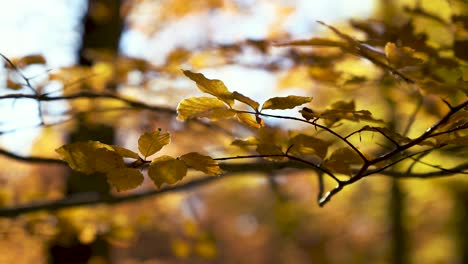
[
  {"x1": 325, "y1": 147, "x2": 363, "y2": 176},
  {"x1": 111, "y1": 145, "x2": 140, "y2": 159},
  {"x1": 274, "y1": 38, "x2": 348, "y2": 48},
  {"x1": 232, "y1": 91, "x2": 260, "y2": 111},
  {"x1": 14, "y1": 54, "x2": 46, "y2": 67},
  {"x1": 106, "y1": 168, "x2": 144, "y2": 192},
  {"x1": 256, "y1": 144, "x2": 284, "y2": 160},
  {"x1": 194, "y1": 235, "x2": 217, "y2": 259},
  {"x1": 55, "y1": 141, "x2": 114, "y2": 174},
  {"x1": 177, "y1": 97, "x2": 236, "y2": 121},
  {"x1": 262, "y1": 95, "x2": 313, "y2": 110},
  {"x1": 93, "y1": 148, "x2": 126, "y2": 173},
  {"x1": 180, "y1": 152, "x2": 223, "y2": 175},
  {"x1": 183, "y1": 70, "x2": 234, "y2": 106},
  {"x1": 328, "y1": 147, "x2": 362, "y2": 164},
  {"x1": 171, "y1": 239, "x2": 191, "y2": 259},
  {"x1": 6, "y1": 77, "x2": 23, "y2": 90},
  {"x1": 236, "y1": 112, "x2": 264, "y2": 128},
  {"x1": 385, "y1": 42, "x2": 423, "y2": 68},
  {"x1": 138, "y1": 130, "x2": 171, "y2": 158},
  {"x1": 299, "y1": 107, "x2": 320, "y2": 121},
  {"x1": 324, "y1": 159, "x2": 353, "y2": 176},
  {"x1": 148, "y1": 155, "x2": 188, "y2": 188},
  {"x1": 288, "y1": 134, "x2": 329, "y2": 159}
]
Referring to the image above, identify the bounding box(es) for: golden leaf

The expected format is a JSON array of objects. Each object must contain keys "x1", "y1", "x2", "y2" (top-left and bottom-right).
[
  {"x1": 106, "y1": 168, "x2": 144, "y2": 192},
  {"x1": 262, "y1": 95, "x2": 312, "y2": 110},
  {"x1": 111, "y1": 145, "x2": 140, "y2": 159},
  {"x1": 93, "y1": 148, "x2": 126, "y2": 173},
  {"x1": 385, "y1": 42, "x2": 423, "y2": 68},
  {"x1": 138, "y1": 130, "x2": 171, "y2": 158},
  {"x1": 15, "y1": 54, "x2": 46, "y2": 67},
  {"x1": 328, "y1": 147, "x2": 362, "y2": 164},
  {"x1": 288, "y1": 134, "x2": 329, "y2": 159},
  {"x1": 183, "y1": 70, "x2": 234, "y2": 106},
  {"x1": 177, "y1": 97, "x2": 236, "y2": 121},
  {"x1": 55, "y1": 141, "x2": 114, "y2": 174},
  {"x1": 180, "y1": 152, "x2": 223, "y2": 175},
  {"x1": 256, "y1": 144, "x2": 284, "y2": 160},
  {"x1": 236, "y1": 112, "x2": 263, "y2": 128},
  {"x1": 232, "y1": 91, "x2": 260, "y2": 111},
  {"x1": 148, "y1": 155, "x2": 188, "y2": 188}
]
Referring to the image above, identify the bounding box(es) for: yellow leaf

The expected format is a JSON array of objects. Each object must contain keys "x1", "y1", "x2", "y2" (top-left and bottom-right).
[
  {"x1": 55, "y1": 141, "x2": 114, "y2": 174},
  {"x1": 385, "y1": 42, "x2": 423, "y2": 68},
  {"x1": 328, "y1": 147, "x2": 362, "y2": 164},
  {"x1": 236, "y1": 112, "x2": 263, "y2": 128},
  {"x1": 111, "y1": 145, "x2": 140, "y2": 159},
  {"x1": 148, "y1": 155, "x2": 188, "y2": 188},
  {"x1": 177, "y1": 97, "x2": 236, "y2": 121},
  {"x1": 194, "y1": 237, "x2": 217, "y2": 259},
  {"x1": 93, "y1": 148, "x2": 126, "y2": 173},
  {"x1": 232, "y1": 91, "x2": 260, "y2": 111},
  {"x1": 15, "y1": 54, "x2": 46, "y2": 67},
  {"x1": 106, "y1": 168, "x2": 144, "y2": 192},
  {"x1": 324, "y1": 159, "x2": 353, "y2": 176},
  {"x1": 171, "y1": 239, "x2": 191, "y2": 259},
  {"x1": 180, "y1": 152, "x2": 223, "y2": 175},
  {"x1": 262, "y1": 95, "x2": 312, "y2": 110},
  {"x1": 274, "y1": 38, "x2": 348, "y2": 48},
  {"x1": 182, "y1": 70, "x2": 234, "y2": 106},
  {"x1": 138, "y1": 130, "x2": 171, "y2": 158},
  {"x1": 256, "y1": 144, "x2": 284, "y2": 160},
  {"x1": 6, "y1": 77, "x2": 23, "y2": 90},
  {"x1": 289, "y1": 134, "x2": 329, "y2": 159}
]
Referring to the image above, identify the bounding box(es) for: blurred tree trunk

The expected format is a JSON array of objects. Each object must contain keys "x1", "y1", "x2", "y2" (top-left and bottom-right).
[{"x1": 49, "y1": 1, "x2": 123, "y2": 263}]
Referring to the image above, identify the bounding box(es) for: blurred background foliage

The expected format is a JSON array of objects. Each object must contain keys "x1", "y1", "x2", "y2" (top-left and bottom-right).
[{"x1": 0, "y1": 0, "x2": 467, "y2": 263}]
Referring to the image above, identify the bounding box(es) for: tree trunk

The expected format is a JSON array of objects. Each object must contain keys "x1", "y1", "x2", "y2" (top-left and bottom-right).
[{"x1": 49, "y1": 1, "x2": 123, "y2": 263}]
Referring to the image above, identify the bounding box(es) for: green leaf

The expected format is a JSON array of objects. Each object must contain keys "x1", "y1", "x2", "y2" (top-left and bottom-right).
[
  {"x1": 262, "y1": 95, "x2": 313, "y2": 110},
  {"x1": 180, "y1": 152, "x2": 223, "y2": 175},
  {"x1": 232, "y1": 91, "x2": 260, "y2": 111},
  {"x1": 106, "y1": 168, "x2": 144, "y2": 192},
  {"x1": 111, "y1": 145, "x2": 140, "y2": 159},
  {"x1": 288, "y1": 134, "x2": 329, "y2": 159},
  {"x1": 138, "y1": 130, "x2": 171, "y2": 158},
  {"x1": 148, "y1": 155, "x2": 188, "y2": 188},
  {"x1": 177, "y1": 97, "x2": 236, "y2": 121},
  {"x1": 182, "y1": 70, "x2": 234, "y2": 106},
  {"x1": 55, "y1": 141, "x2": 114, "y2": 174}
]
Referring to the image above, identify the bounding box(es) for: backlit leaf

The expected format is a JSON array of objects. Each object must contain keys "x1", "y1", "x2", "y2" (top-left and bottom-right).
[
  {"x1": 232, "y1": 91, "x2": 260, "y2": 111},
  {"x1": 112, "y1": 145, "x2": 140, "y2": 159},
  {"x1": 14, "y1": 54, "x2": 46, "y2": 67},
  {"x1": 236, "y1": 112, "x2": 263, "y2": 128},
  {"x1": 138, "y1": 130, "x2": 171, "y2": 158},
  {"x1": 385, "y1": 42, "x2": 423, "y2": 68},
  {"x1": 256, "y1": 144, "x2": 284, "y2": 160},
  {"x1": 106, "y1": 168, "x2": 144, "y2": 192},
  {"x1": 328, "y1": 147, "x2": 362, "y2": 164},
  {"x1": 183, "y1": 70, "x2": 234, "y2": 106},
  {"x1": 93, "y1": 148, "x2": 126, "y2": 173},
  {"x1": 288, "y1": 134, "x2": 329, "y2": 159},
  {"x1": 262, "y1": 95, "x2": 313, "y2": 110},
  {"x1": 55, "y1": 141, "x2": 114, "y2": 174},
  {"x1": 177, "y1": 97, "x2": 236, "y2": 121},
  {"x1": 148, "y1": 155, "x2": 188, "y2": 188},
  {"x1": 180, "y1": 152, "x2": 223, "y2": 175}
]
